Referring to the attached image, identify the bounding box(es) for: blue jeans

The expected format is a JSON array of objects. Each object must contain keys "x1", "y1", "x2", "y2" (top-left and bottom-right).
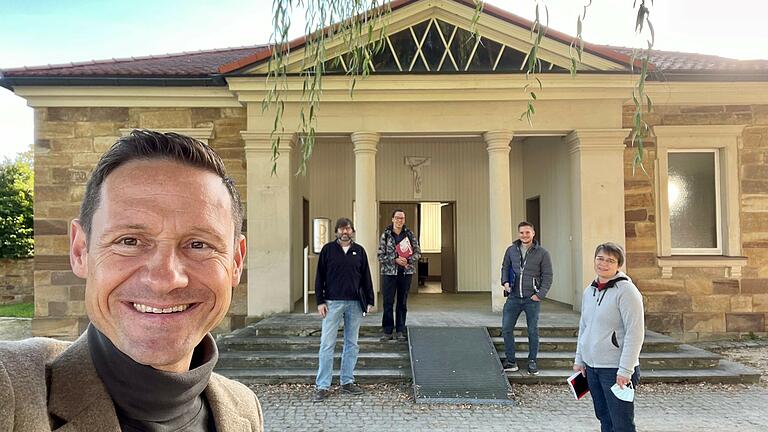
[
  {"x1": 381, "y1": 274, "x2": 412, "y2": 334},
  {"x1": 586, "y1": 365, "x2": 640, "y2": 432},
  {"x1": 315, "y1": 300, "x2": 364, "y2": 390},
  {"x1": 501, "y1": 296, "x2": 540, "y2": 362}
]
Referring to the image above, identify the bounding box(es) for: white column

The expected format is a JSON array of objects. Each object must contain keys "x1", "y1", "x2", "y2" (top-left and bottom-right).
[
  {"x1": 351, "y1": 131, "x2": 380, "y2": 309},
  {"x1": 566, "y1": 129, "x2": 630, "y2": 310},
  {"x1": 242, "y1": 131, "x2": 295, "y2": 317},
  {"x1": 484, "y1": 130, "x2": 514, "y2": 312}
]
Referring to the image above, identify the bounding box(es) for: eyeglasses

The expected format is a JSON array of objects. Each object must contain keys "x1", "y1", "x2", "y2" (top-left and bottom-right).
[
  {"x1": 393, "y1": 216, "x2": 405, "y2": 220},
  {"x1": 595, "y1": 256, "x2": 618, "y2": 265}
]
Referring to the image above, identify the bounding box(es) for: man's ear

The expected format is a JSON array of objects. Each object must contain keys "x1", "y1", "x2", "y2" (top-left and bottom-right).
[
  {"x1": 70, "y1": 219, "x2": 89, "y2": 278},
  {"x1": 231, "y1": 234, "x2": 247, "y2": 286}
]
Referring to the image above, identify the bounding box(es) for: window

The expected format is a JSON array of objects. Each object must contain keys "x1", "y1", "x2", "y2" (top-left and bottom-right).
[
  {"x1": 654, "y1": 125, "x2": 746, "y2": 278},
  {"x1": 668, "y1": 150, "x2": 721, "y2": 254},
  {"x1": 419, "y1": 202, "x2": 442, "y2": 253},
  {"x1": 322, "y1": 18, "x2": 568, "y2": 73}
]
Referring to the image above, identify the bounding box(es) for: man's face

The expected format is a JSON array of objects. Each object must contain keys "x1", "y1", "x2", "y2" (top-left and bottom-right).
[
  {"x1": 392, "y1": 211, "x2": 406, "y2": 230},
  {"x1": 70, "y1": 160, "x2": 246, "y2": 373},
  {"x1": 518, "y1": 226, "x2": 535, "y2": 245},
  {"x1": 336, "y1": 225, "x2": 353, "y2": 242}
]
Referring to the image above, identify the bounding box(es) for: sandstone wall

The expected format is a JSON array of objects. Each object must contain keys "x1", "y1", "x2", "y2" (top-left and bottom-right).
[
  {"x1": 0, "y1": 258, "x2": 34, "y2": 305},
  {"x1": 623, "y1": 104, "x2": 768, "y2": 341}
]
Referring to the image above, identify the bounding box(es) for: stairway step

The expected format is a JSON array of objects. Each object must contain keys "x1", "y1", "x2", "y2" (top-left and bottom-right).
[
  {"x1": 218, "y1": 336, "x2": 409, "y2": 352},
  {"x1": 504, "y1": 360, "x2": 760, "y2": 384},
  {"x1": 217, "y1": 351, "x2": 410, "y2": 369},
  {"x1": 216, "y1": 359, "x2": 760, "y2": 386},
  {"x1": 500, "y1": 345, "x2": 721, "y2": 370},
  {"x1": 217, "y1": 368, "x2": 410, "y2": 385},
  {"x1": 489, "y1": 335, "x2": 680, "y2": 353}
]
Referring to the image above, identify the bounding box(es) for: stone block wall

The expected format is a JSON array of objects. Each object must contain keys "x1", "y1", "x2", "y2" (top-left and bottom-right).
[
  {"x1": 623, "y1": 104, "x2": 768, "y2": 341},
  {"x1": 33, "y1": 107, "x2": 248, "y2": 339},
  {"x1": 0, "y1": 258, "x2": 34, "y2": 305}
]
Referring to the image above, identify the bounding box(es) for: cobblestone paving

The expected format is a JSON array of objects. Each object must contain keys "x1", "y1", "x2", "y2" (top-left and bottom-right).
[{"x1": 251, "y1": 382, "x2": 768, "y2": 431}]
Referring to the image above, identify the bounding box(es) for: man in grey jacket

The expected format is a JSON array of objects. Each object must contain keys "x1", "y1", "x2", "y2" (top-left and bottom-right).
[{"x1": 500, "y1": 221, "x2": 553, "y2": 375}]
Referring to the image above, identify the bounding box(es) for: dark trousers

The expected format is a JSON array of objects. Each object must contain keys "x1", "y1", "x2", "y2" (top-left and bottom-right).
[
  {"x1": 501, "y1": 296, "x2": 540, "y2": 362},
  {"x1": 381, "y1": 274, "x2": 412, "y2": 334},
  {"x1": 586, "y1": 365, "x2": 640, "y2": 432}
]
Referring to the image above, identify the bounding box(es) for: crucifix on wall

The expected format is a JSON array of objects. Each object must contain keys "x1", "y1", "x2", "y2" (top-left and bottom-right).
[{"x1": 405, "y1": 156, "x2": 431, "y2": 199}]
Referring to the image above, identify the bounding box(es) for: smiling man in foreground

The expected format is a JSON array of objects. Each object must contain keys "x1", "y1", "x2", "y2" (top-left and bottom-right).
[{"x1": 0, "y1": 130, "x2": 263, "y2": 431}]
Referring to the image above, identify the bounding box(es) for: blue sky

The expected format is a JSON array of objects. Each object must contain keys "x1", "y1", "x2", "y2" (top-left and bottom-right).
[{"x1": 2, "y1": 0, "x2": 767, "y2": 159}]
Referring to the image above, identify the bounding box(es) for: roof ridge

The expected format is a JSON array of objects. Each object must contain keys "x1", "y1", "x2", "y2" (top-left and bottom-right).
[{"x1": 3, "y1": 44, "x2": 268, "y2": 73}]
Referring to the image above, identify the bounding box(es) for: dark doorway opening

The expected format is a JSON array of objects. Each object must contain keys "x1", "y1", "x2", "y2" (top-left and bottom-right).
[{"x1": 526, "y1": 196, "x2": 541, "y2": 245}]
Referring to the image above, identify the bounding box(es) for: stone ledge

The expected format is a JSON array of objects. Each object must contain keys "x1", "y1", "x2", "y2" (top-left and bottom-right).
[{"x1": 658, "y1": 256, "x2": 748, "y2": 279}]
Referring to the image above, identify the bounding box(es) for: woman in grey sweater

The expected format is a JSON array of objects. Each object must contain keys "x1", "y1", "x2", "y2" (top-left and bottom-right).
[{"x1": 573, "y1": 242, "x2": 645, "y2": 432}]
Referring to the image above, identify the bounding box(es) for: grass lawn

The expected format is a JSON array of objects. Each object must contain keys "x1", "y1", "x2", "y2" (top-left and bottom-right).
[{"x1": 0, "y1": 302, "x2": 33, "y2": 318}]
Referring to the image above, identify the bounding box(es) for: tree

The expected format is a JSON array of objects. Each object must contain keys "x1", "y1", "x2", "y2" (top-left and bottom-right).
[
  {"x1": 0, "y1": 150, "x2": 34, "y2": 259},
  {"x1": 265, "y1": 0, "x2": 653, "y2": 173}
]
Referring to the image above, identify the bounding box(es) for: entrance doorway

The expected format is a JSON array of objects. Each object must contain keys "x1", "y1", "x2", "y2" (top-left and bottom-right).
[{"x1": 378, "y1": 202, "x2": 457, "y2": 294}]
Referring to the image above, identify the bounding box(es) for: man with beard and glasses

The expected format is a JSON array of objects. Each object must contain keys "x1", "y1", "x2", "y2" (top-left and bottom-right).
[
  {"x1": 313, "y1": 218, "x2": 374, "y2": 402},
  {"x1": 0, "y1": 130, "x2": 262, "y2": 431}
]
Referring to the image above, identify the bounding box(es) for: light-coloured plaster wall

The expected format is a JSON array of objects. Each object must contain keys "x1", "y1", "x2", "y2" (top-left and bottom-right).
[{"x1": 521, "y1": 137, "x2": 574, "y2": 305}]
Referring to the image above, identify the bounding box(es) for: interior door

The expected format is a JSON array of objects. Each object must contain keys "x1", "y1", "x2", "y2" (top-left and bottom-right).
[{"x1": 440, "y1": 203, "x2": 457, "y2": 293}]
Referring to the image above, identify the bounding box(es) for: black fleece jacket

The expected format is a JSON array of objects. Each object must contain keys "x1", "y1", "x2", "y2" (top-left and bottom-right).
[{"x1": 315, "y1": 240, "x2": 374, "y2": 311}]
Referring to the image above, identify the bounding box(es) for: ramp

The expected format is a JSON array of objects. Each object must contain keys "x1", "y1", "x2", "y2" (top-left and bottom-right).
[{"x1": 408, "y1": 326, "x2": 513, "y2": 404}]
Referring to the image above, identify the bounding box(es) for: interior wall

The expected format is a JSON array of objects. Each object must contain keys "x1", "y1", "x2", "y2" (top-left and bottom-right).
[
  {"x1": 521, "y1": 136, "x2": 574, "y2": 305},
  {"x1": 308, "y1": 137, "x2": 491, "y2": 292}
]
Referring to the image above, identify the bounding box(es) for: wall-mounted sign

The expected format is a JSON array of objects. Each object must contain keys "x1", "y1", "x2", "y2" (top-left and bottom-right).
[{"x1": 313, "y1": 218, "x2": 331, "y2": 253}]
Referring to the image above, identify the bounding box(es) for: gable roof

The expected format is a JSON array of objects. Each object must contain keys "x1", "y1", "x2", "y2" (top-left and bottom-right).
[{"x1": 217, "y1": 0, "x2": 637, "y2": 74}]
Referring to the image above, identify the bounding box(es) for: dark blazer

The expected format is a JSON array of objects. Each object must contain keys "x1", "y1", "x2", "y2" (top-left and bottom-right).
[{"x1": 0, "y1": 333, "x2": 263, "y2": 431}]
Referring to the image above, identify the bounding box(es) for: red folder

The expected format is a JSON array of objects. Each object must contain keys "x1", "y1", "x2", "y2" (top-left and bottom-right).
[{"x1": 395, "y1": 237, "x2": 413, "y2": 259}]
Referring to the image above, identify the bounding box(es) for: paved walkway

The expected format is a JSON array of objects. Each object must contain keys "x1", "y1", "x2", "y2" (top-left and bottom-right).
[{"x1": 252, "y1": 382, "x2": 768, "y2": 431}]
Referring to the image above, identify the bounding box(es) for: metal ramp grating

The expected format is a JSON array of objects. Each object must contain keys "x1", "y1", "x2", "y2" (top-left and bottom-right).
[{"x1": 408, "y1": 326, "x2": 513, "y2": 404}]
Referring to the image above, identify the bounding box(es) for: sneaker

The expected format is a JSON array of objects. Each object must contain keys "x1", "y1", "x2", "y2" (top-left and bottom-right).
[
  {"x1": 379, "y1": 333, "x2": 394, "y2": 342},
  {"x1": 502, "y1": 360, "x2": 519, "y2": 372},
  {"x1": 312, "y1": 389, "x2": 330, "y2": 402},
  {"x1": 340, "y1": 383, "x2": 363, "y2": 395},
  {"x1": 396, "y1": 332, "x2": 407, "y2": 341},
  {"x1": 527, "y1": 360, "x2": 539, "y2": 375}
]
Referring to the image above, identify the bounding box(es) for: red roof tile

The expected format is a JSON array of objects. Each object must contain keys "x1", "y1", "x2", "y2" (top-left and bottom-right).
[{"x1": 2, "y1": 45, "x2": 268, "y2": 77}]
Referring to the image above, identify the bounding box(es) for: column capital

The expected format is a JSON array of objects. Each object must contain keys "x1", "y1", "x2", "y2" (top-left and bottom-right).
[
  {"x1": 242, "y1": 131, "x2": 296, "y2": 155},
  {"x1": 351, "y1": 131, "x2": 380, "y2": 154},
  {"x1": 566, "y1": 129, "x2": 631, "y2": 154},
  {"x1": 483, "y1": 130, "x2": 514, "y2": 152}
]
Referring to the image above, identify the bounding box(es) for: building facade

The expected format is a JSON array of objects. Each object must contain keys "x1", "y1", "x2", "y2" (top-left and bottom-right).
[{"x1": 2, "y1": 0, "x2": 767, "y2": 341}]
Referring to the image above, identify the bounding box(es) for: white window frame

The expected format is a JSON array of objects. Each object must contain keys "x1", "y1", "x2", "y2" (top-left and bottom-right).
[
  {"x1": 654, "y1": 125, "x2": 746, "y2": 278},
  {"x1": 667, "y1": 149, "x2": 722, "y2": 255}
]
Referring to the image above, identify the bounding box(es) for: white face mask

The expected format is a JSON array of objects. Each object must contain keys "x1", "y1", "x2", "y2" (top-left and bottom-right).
[{"x1": 610, "y1": 382, "x2": 635, "y2": 402}]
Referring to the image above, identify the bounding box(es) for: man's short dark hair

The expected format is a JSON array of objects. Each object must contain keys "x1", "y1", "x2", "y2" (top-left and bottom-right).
[
  {"x1": 518, "y1": 221, "x2": 535, "y2": 230},
  {"x1": 334, "y1": 217, "x2": 355, "y2": 232},
  {"x1": 391, "y1": 208, "x2": 405, "y2": 218},
  {"x1": 79, "y1": 129, "x2": 243, "y2": 242},
  {"x1": 594, "y1": 242, "x2": 625, "y2": 267}
]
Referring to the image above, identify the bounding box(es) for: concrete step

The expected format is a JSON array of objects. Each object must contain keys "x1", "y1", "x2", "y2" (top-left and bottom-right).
[
  {"x1": 218, "y1": 336, "x2": 410, "y2": 352},
  {"x1": 504, "y1": 360, "x2": 761, "y2": 384},
  {"x1": 500, "y1": 345, "x2": 722, "y2": 370},
  {"x1": 489, "y1": 335, "x2": 680, "y2": 353},
  {"x1": 216, "y1": 359, "x2": 760, "y2": 385},
  {"x1": 217, "y1": 351, "x2": 410, "y2": 369},
  {"x1": 216, "y1": 368, "x2": 410, "y2": 385},
  {"x1": 232, "y1": 322, "x2": 582, "y2": 338}
]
